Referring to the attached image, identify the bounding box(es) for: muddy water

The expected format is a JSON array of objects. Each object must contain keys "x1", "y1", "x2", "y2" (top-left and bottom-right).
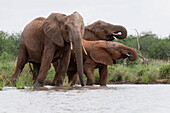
[{"x1": 0, "y1": 85, "x2": 170, "y2": 113}]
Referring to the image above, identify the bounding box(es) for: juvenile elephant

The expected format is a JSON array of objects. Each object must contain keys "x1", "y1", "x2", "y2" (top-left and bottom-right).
[
  {"x1": 52, "y1": 20, "x2": 128, "y2": 85},
  {"x1": 63, "y1": 39, "x2": 138, "y2": 86},
  {"x1": 12, "y1": 12, "x2": 86, "y2": 87}
]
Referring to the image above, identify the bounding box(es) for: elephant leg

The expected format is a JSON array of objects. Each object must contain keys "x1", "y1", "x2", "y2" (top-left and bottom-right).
[
  {"x1": 68, "y1": 71, "x2": 78, "y2": 86},
  {"x1": 99, "y1": 65, "x2": 108, "y2": 86},
  {"x1": 52, "y1": 46, "x2": 71, "y2": 86},
  {"x1": 32, "y1": 63, "x2": 40, "y2": 83},
  {"x1": 51, "y1": 60, "x2": 60, "y2": 86},
  {"x1": 34, "y1": 46, "x2": 56, "y2": 87},
  {"x1": 84, "y1": 59, "x2": 96, "y2": 85},
  {"x1": 12, "y1": 43, "x2": 27, "y2": 84}
]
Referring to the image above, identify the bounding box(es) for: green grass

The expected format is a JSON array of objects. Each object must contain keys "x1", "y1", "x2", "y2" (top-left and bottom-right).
[
  {"x1": 63, "y1": 76, "x2": 72, "y2": 87},
  {"x1": 94, "y1": 59, "x2": 170, "y2": 84},
  {"x1": 96, "y1": 59, "x2": 170, "y2": 84},
  {"x1": 0, "y1": 59, "x2": 169, "y2": 90}
]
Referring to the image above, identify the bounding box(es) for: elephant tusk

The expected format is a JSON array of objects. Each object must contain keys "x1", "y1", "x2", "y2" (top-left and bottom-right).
[
  {"x1": 82, "y1": 44, "x2": 87, "y2": 55},
  {"x1": 126, "y1": 53, "x2": 130, "y2": 57},
  {"x1": 70, "y1": 42, "x2": 73, "y2": 50},
  {"x1": 112, "y1": 32, "x2": 121, "y2": 36}
]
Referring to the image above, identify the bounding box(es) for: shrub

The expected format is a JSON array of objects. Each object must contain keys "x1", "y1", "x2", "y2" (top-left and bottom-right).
[
  {"x1": 140, "y1": 75, "x2": 149, "y2": 83},
  {"x1": 159, "y1": 64, "x2": 170, "y2": 79},
  {"x1": 94, "y1": 69, "x2": 100, "y2": 83},
  {"x1": 45, "y1": 65, "x2": 55, "y2": 82},
  {"x1": 0, "y1": 52, "x2": 16, "y2": 63},
  {"x1": 0, "y1": 79, "x2": 6, "y2": 89}
]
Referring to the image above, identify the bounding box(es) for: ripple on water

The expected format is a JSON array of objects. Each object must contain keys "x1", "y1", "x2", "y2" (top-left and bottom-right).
[{"x1": 0, "y1": 85, "x2": 170, "y2": 113}]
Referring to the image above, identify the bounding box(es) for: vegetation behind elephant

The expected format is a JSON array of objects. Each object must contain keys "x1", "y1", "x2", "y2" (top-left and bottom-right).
[
  {"x1": 53, "y1": 39, "x2": 138, "y2": 86},
  {"x1": 12, "y1": 12, "x2": 86, "y2": 87}
]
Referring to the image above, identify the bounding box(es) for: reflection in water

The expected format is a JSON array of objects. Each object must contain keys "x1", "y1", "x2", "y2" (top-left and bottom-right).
[{"x1": 0, "y1": 85, "x2": 170, "y2": 113}]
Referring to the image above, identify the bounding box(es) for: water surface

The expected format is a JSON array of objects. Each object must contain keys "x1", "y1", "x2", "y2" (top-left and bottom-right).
[{"x1": 0, "y1": 85, "x2": 170, "y2": 113}]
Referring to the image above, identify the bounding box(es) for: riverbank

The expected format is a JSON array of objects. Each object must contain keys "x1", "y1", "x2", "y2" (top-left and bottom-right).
[{"x1": 0, "y1": 60, "x2": 170, "y2": 89}]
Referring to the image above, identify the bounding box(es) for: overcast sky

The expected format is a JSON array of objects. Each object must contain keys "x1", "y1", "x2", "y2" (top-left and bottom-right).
[{"x1": 0, "y1": 0, "x2": 170, "y2": 37}]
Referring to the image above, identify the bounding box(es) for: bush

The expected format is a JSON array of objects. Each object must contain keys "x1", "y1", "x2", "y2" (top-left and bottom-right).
[
  {"x1": 15, "y1": 64, "x2": 33, "y2": 89},
  {"x1": 0, "y1": 52, "x2": 16, "y2": 63},
  {"x1": 94, "y1": 69, "x2": 100, "y2": 83},
  {"x1": 140, "y1": 75, "x2": 149, "y2": 83},
  {"x1": 159, "y1": 64, "x2": 170, "y2": 79}
]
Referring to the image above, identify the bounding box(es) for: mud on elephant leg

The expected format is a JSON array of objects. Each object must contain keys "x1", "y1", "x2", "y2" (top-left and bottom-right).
[{"x1": 99, "y1": 65, "x2": 108, "y2": 86}]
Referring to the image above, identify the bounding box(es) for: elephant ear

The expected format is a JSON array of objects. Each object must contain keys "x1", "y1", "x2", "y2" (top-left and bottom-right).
[
  {"x1": 89, "y1": 43, "x2": 113, "y2": 65},
  {"x1": 42, "y1": 13, "x2": 66, "y2": 47}
]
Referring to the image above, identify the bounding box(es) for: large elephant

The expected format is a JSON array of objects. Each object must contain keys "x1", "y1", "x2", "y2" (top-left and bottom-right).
[
  {"x1": 12, "y1": 12, "x2": 86, "y2": 87},
  {"x1": 64, "y1": 39, "x2": 138, "y2": 86},
  {"x1": 52, "y1": 20, "x2": 127, "y2": 85}
]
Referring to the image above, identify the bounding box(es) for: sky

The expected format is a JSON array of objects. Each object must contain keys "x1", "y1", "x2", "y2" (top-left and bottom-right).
[{"x1": 0, "y1": 0, "x2": 170, "y2": 38}]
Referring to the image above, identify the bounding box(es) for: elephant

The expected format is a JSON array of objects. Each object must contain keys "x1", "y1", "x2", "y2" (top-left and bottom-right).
[
  {"x1": 52, "y1": 20, "x2": 128, "y2": 85},
  {"x1": 84, "y1": 20, "x2": 127, "y2": 41},
  {"x1": 12, "y1": 12, "x2": 86, "y2": 87},
  {"x1": 54, "y1": 39, "x2": 138, "y2": 86}
]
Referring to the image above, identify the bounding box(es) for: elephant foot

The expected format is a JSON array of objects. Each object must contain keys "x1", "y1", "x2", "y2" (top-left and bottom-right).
[
  {"x1": 87, "y1": 79, "x2": 94, "y2": 86},
  {"x1": 54, "y1": 80, "x2": 63, "y2": 87},
  {"x1": 33, "y1": 80, "x2": 44, "y2": 87}
]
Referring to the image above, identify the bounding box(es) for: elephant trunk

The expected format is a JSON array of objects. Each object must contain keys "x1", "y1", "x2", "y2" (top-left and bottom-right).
[
  {"x1": 72, "y1": 30, "x2": 86, "y2": 86},
  {"x1": 126, "y1": 47, "x2": 138, "y2": 61},
  {"x1": 112, "y1": 25, "x2": 127, "y2": 40}
]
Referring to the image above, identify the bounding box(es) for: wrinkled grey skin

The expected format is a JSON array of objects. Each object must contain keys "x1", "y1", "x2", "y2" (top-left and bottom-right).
[{"x1": 12, "y1": 12, "x2": 86, "y2": 87}]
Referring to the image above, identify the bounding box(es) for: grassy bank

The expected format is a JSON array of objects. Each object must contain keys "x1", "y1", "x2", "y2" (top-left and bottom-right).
[
  {"x1": 0, "y1": 60, "x2": 170, "y2": 89},
  {"x1": 95, "y1": 60, "x2": 170, "y2": 84}
]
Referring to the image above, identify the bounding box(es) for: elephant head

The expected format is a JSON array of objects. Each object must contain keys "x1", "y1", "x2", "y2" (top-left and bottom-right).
[
  {"x1": 89, "y1": 41, "x2": 138, "y2": 65},
  {"x1": 42, "y1": 12, "x2": 85, "y2": 86},
  {"x1": 84, "y1": 20, "x2": 127, "y2": 41}
]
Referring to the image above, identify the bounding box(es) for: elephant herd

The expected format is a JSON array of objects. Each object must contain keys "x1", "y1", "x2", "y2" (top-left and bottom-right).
[{"x1": 12, "y1": 11, "x2": 138, "y2": 87}]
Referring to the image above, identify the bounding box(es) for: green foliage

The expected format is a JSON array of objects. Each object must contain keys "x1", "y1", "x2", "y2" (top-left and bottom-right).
[
  {"x1": 0, "y1": 79, "x2": 6, "y2": 89},
  {"x1": 0, "y1": 31, "x2": 20, "y2": 63},
  {"x1": 0, "y1": 52, "x2": 16, "y2": 63},
  {"x1": 106, "y1": 60, "x2": 168, "y2": 84},
  {"x1": 159, "y1": 64, "x2": 170, "y2": 79},
  {"x1": 15, "y1": 64, "x2": 33, "y2": 89},
  {"x1": 94, "y1": 69, "x2": 100, "y2": 83},
  {"x1": 45, "y1": 65, "x2": 55, "y2": 82},
  {"x1": 16, "y1": 75, "x2": 26, "y2": 89},
  {"x1": 140, "y1": 75, "x2": 149, "y2": 83},
  {"x1": 116, "y1": 31, "x2": 170, "y2": 60},
  {"x1": 107, "y1": 65, "x2": 125, "y2": 82},
  {"x1": 63, "y1": 76, "x2": 72, "y2": 87}
]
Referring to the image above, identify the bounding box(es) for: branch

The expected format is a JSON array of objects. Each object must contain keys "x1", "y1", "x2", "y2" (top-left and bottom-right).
[{"x1": 133, "y1": 29, "x2": 148, "y2": 66}]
